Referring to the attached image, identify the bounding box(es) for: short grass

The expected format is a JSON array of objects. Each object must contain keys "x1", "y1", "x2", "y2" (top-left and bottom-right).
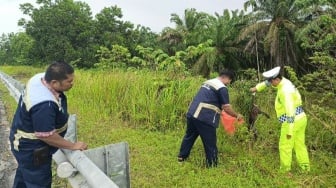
[{"x1": 0, "y1": 66, "x2": 335, "y2": 187}]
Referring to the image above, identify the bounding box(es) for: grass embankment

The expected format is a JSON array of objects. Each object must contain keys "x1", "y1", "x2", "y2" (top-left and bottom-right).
[{"x1": 0, "y1": 66, "x2": 335, "y2": 187}]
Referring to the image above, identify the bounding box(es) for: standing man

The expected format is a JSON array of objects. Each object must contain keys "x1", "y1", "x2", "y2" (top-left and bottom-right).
[
  {"x1": 250, "y1": 66, "x2": 310, "y2": 173},
  {"x1": 178, "y1": 70, "x2": 243, "y2": 167},
  {"x1": 9, "y1": 61, "x2": 88, "y2": 188}
]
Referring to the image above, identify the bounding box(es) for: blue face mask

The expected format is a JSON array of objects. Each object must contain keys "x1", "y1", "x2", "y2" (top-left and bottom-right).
[
  {"x1": 265, "y1": 80, "x2": 271, "y2": 87},
  {"x1": 265, "y1": 79, "x2": 278, "y2": 89}
]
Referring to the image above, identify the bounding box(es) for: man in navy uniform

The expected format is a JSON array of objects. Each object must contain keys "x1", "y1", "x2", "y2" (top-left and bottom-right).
[
  {"x1": 178, "y1": 70, "x2": 243, "y2": 167},
  {"x1": 9, "y1": 62, "x2": 88, "y2": 188}
]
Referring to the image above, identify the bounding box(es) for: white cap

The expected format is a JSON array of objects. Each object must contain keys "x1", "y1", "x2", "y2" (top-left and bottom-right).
[{"x1": 262, "y1": 66, "x2": 281, "y2": 79}]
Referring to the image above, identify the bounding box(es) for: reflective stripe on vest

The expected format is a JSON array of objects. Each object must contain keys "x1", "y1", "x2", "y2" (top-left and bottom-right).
[
  {"x1": 23, "y1": 73, "x2": 61, "y2": 111},
  {"x1": 203, "y1": 79, "x2": 225, "y2": 90},
  {"x1": 193, "y1": 102, "x2": 221, "y2": 119},
  {"x1": 13, "y1": 123, "x2": 68, "y2": 151},
  {"x1": 278, "y1": 106, "x2": 305, "y2": 123}
]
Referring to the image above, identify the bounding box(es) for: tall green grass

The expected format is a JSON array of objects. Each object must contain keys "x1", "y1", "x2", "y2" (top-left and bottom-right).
[
  {"x1": 1, "y1": 66, "x2": 335, "y2": 187},
  {"x1": 0, "y1": 65, "x2": 44, "y2": 82},
  {"x1": 67, "y1": 69, "x2": 204, "y2": 133}
]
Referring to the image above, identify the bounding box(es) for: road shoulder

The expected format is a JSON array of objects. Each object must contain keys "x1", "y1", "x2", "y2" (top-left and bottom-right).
[{"x1": 0, "y1": 97, "x2": 16, "y2": 187}]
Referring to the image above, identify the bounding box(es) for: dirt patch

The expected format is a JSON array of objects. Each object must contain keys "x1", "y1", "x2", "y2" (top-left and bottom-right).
[{"x1": 0, "y1": 97, "x2": 17, "y2": 187}]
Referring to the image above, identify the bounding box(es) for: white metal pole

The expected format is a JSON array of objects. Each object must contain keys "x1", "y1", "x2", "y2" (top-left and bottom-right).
[{"x1": 63, "y1": 115, "x2": 118, "y2": 188}]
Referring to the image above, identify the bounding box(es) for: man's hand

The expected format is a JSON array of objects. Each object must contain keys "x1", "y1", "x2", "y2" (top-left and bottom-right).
[
  {"x1": 40, "y1": 133, "x2": 88, "y2": 151},
  {"x1": 223, "y1": 105, "x2": 243, "y2": 121},
  {"x1": 72, "y1": 141, "x2": 88, "y2": 151},
  {"x1": 250, "y1": 87, "x2": 257, "y2": 93}
]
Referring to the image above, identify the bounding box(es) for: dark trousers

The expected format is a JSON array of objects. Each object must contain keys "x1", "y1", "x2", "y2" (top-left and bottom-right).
[
  {"x1": 13, "y1": 164, "x2": 52, "y2": 188},
  {"x1": 178, "y1": 116, "x2": 218, "y2": 167},
  {"x1": 12, "y1": 150, "x2": 52, "y2": 188}
]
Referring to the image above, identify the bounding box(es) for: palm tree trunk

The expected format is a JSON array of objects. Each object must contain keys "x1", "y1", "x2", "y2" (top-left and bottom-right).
[{"x1": 255, "y1": 33, "x2": 261, "y2": 81}]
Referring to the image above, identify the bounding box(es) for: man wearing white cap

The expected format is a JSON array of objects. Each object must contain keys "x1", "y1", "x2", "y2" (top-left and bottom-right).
[{"x1": 250, "y1": 66, "x2": 310, "y2": 173}]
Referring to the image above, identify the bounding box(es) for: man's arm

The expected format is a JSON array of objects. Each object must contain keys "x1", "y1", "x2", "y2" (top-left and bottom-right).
[
  {"x1": 250, "y1": 81, "x2": 269, "y2": 93},
  {"x1": 39, "y1": 133, "x2": 87, "y2": 150},
  {"x1": 31, "y1": 103, "x2": 87, "y2": 150},
  {"x1": 219, "y1": 87, "x2": 243, "y2": 120},
  {"x1": 222, "y1": 105, "x2": 243, "y2": 120}
]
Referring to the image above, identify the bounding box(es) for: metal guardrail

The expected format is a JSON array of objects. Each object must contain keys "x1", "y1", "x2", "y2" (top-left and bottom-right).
[
  {"x1": 0, "y1": 71, "x2": 130, "y2": 188},
  {"x1": 0, "y1": 72, "x2": 24, "y2": 103}
]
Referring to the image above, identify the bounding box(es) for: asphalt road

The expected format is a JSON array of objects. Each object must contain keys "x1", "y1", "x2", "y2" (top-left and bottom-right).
[{"x1": 0, "y1": 96, "x2": 16, "y2": 187}]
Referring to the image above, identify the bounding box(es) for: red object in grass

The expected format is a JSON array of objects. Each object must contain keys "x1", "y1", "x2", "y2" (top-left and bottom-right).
[{"x1": 221, "y1": 111, "x2": 244, "y2": 135}]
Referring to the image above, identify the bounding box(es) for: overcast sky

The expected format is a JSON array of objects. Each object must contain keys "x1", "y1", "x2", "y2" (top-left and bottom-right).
[{"x1": 0, "y1": 0, "x2": 246, "y2": 34}]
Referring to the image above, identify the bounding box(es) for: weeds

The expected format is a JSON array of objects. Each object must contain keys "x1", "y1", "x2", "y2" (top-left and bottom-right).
[{"x1": 1, "y1": 66, "x2": 335, "y2": 187}]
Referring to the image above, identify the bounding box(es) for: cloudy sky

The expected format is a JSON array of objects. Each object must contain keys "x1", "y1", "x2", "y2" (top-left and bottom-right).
[{"x1": 0, "y1": 0, "x2": 246, "y2": 34}]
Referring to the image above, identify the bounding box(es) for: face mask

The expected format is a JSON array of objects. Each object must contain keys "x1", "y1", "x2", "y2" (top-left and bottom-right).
[
  {"x1": 265, "y1": 79, "x2": 278, "y2": 89},
  {"x1": 265, "y1": 80, "x2": 271, "y2": 87}
]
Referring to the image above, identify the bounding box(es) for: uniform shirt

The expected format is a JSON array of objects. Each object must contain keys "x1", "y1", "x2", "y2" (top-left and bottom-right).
[
  {"x1": 187, "y1": 78, "x2": 230, "y2": 127},
  {"x1": 256, "y1": 77, "x2": 303, "y2": 118},
  {"x1": 256, "y1": 77, "x2": 303, "y2": 135},
  {"x1": 9, "y1": 73, "x2": 69, "y2": 155}
]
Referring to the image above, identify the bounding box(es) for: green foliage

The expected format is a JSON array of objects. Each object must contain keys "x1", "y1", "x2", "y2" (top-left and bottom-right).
[
  {"x1": 93, "y1": 5, "x2": 159, "y2": 57},
  {"x1": 242, "y1": 0, "x2": 304, "y2": 69},
  {"x1": 130, "y1": 45, "x2": 187, "y2": 75},
  {"x1": 94, "y1": 6, "x2": 131, "y2": 48},
  {"x1": 95, "y1": 45, "x2": 131, "y2": 69},
  {"x1": 1, "y1": 66, "x2": 335, "y2": 187},
  {"x1": 170, "y1": 8, "x2": 213, "y2": 47},
  {"x1": 66, "y1": 69, "x2": 200, "y2": 131},
  {"x1": 0, "y1": 0, "x2": 332, "y2": 77},
  {"x1": 296, "y1": 13, "x2": 336, "y2": 133},
  {"x1": 0, "y1": 0, "x2": 335, "y2": 185},
  {"x1": 158, "y1": 27, "x2": 185, "y2": 55},
  {"x1": 210, "y1": 9, "x2": 248, "y2": 70},
  {"x1": 284, "y1": 66, "x2": 302, "y2": 88},
  {"x1": 0, "y1": 33, "x2": 14, "y2": 64},
  {"x1": 8, "y1": 33, "x2": 34, "y2": 65},
  {"x1": 0, "y1": 1, "x2": 159, "y2": 68},
  {"x1": 0, "y1": 1, "x2": 334, "y2": 154},
  {"x1": 297, "y1": 14, "x2": 336, "y2": 52},
  {"x1": 131, "y1": 45, "x2": 164, "y2": 69},
  {"x1": 231, "y1": 80, "x2": 255, "y2": 118},
  {"x1": 158, "y1": 56, "x2": 187, "y2": 75},
  {"x1": 184, "y1": 40, "x2": 216, "y2": 78},
  {"x1": 164, "y1": 9, "x2": 250, "y2": 76},
  {"x1": 284, "y1": 65, "x2": 336, "y2": 153},
  {"x1": 0, "y1": 33, "x2": 34, "y2": 65},
  {"x1": 19, "y1": 0, "x2": 96, "y2": 67}
]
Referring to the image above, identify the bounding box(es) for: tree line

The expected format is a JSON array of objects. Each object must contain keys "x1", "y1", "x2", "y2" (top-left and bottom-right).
[{"x1": 0, "y1": 0, "x2": 335, "y2": 87}]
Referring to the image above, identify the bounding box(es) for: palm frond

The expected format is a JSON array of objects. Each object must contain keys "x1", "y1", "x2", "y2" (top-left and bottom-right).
[{"x1": 239, "y1": 21, "x2": 268, "y2": 41}]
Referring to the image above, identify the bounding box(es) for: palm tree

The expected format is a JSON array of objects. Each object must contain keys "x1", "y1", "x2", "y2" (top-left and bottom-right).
[
  {"x1": 163, "y1": 8, "x2": 248, "y2": 77},
  {"x1": 241, "y1": 0, "x2": 303, "y2": 69},
  {"x1": 159, "y1": 8, "x2": 212, "y2": 56},
  {"x1": 159, "y1": 27, "x2": 185, "y2": 55},
  {"x1": 169, "y1": 8, "x2": 212, "y2": 46},
  {"x1": 188, "y1": 9, "x2": 248, "y2": 77},
  {"x1": 211, "y1": 9, "x2": 248, "y2": 71}
]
